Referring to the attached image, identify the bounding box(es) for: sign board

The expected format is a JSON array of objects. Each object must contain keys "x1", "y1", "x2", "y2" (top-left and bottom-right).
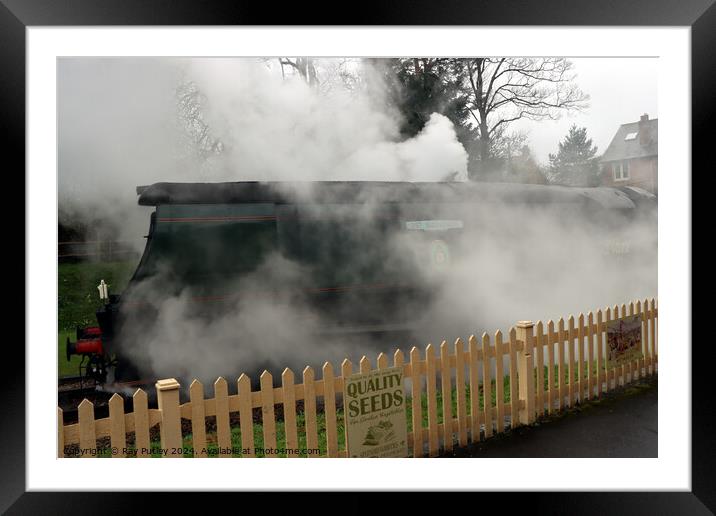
[
  {"x1": 344, "y1": 366, "x2": 409, "y2": 458},
  {"x1": 405, "y1": 219, "x2": 464, "y2": 231},
  {"x1": 606, "y1": 314, "x2": 643, "y2": 367}
]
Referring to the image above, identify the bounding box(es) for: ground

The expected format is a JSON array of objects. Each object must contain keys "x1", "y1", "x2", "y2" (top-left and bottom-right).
[{"x1": 442, "y1": 378, "x2": 657, "y2": 458}]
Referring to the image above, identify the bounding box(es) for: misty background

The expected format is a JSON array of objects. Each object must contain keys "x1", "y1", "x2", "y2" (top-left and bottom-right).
[{"x1": 57, "y1": 57, "x2": 657, "y2": 383}]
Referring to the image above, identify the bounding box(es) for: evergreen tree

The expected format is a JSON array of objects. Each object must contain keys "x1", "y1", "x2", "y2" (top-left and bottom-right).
[
  {"x1": 367, "y1": 58, "x2": 476, "y2": 152},
  {"x1": 548, "y1": 125, "x2": 600, "y2": 186}
]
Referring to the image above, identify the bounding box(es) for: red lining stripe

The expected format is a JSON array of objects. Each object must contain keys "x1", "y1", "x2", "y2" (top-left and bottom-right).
[
  {"x1": 121, "y1": 283, "x2": 409, "y2": 308},
  {"x1": 158, "y1": 215, "x2": 276, "y2": 223}
]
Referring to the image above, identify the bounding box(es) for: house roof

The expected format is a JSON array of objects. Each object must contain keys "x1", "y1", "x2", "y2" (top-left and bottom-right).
[{"x1": 600, "y1": 118, "x2": 658, "y2": 162}]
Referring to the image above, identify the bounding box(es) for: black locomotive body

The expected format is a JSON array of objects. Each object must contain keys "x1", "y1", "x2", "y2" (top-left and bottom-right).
[{"x1": 65, "y1": 181, "x2": 657, "y2": 387}]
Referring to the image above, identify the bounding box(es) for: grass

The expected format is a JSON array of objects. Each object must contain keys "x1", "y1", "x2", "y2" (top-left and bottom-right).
[
  {"x1": 58, "y1": 260, "x2": 137, "y2": 377},
  {"x1": 58, "y1": 260, "x2": 136, "y2": 331},
  {"x1": 58, "y1": 330, "x2": 81, "y2": 377}
]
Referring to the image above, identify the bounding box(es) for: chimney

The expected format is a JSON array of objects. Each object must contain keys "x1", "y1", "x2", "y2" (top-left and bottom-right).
[{"x1": 639, "y1": 113, "x2": 650, "y2": 146}]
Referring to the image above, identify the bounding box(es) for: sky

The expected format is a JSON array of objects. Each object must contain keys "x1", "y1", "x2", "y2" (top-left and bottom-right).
[{"x1": 512, "y1": 57, "x2": 657, "y2": 163}]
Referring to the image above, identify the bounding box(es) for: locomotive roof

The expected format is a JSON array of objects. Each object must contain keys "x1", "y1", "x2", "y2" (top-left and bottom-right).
[{"x1": 137, "y1": 181, "x2": 652, "y2": 210}]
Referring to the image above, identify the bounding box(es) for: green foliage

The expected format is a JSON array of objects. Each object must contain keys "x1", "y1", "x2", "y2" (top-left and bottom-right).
[
  {"x1": 368, "y1": 58, "x2": 476, "y2": 154},
  {"x1": 548, "y1": 125, "x2": 601, "y2": 186}
]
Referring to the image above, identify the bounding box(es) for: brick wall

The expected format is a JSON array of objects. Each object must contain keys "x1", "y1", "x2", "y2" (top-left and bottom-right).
[{"x1": 601, "y1": 156, "x2": 658, "y2": 194}]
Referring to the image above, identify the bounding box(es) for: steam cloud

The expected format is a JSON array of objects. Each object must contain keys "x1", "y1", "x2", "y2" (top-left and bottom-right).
[
  {"x1": 59, "y1": 58, "x2": 467, "y2": 248},
  {"x1": 112, "y1": 198, "x2": 656, "y2": 386},
  {"x1": 58, "y1": 58, "x2": 657, "y2": 387}
]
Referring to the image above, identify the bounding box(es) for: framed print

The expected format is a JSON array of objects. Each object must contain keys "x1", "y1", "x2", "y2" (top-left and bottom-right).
[{"x1": 3, "y1": 0, "x2": 710, "y2": 511}]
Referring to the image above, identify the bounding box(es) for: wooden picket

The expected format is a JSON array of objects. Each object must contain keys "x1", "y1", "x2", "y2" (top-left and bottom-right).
[
  {"x1": 237, "y1": 374, "x2": 255, "y2": 457},
  {"x1": 587, "y1": 312, "x2": 594, "y2": 400},
  {"x1": 425, "y1": 343, "x2": 439, "y2": 456},
  {"x1": 108, "y1": 394, "x2": 126, "y2": 458},
  {"x1": 189, "y1": 380, "x2": 207, "y2": 458},
  {"x1": 439, "y1": 342, "x2": 453, "y2": 452},
  {"x1": 322, "y1": 362, "x2": 338, "y2": 458},
  {"x1": 596, "y1": 310, "x2": 604, "y2": 396},
  {"x1": 615, "y1": 305, "x2": 623, "y2": 387},
  {"x1": 260, "y1": 371, "x2": 277, "y2": 456},
  {"x1": 508, "y1": 328, "x2": 519, "y2": 428},
  {"x1": 567, "y1": 315, "x2": 576, "y2": 407},
  {"x1": 57, "y1": 299, "x2": 658, "y2": 459},
  {"x1": 468, "y1": 336, "x2": 481, "y2": 441},
  {"x1": 650, "y1": 298, "x2": 657, "y2": 373},
  {"x1": 409, "y1": 347, "x2": 423, "y2": 457},
  {"x1": 636, "y1": 301, "x2": 644, "y2": 379},
  {"x1": 622, "y1": 303, "x2": 630, "y2": 384},
  {"x1": 214, "y1": 377, "x2": 231, "y2": 457},
  {"x1": 631, "y1": 302, "x2": 640, "y2": 381},
  {"x1": 535, "y1": 322, "x2": 545, "y2": 416},
  {"x1": 578, "y1": 314, "x2": 585, "y2": 402},
  {"x1": 449, "y1": 340, "x2": 465, "y2": 447},
  {"x1": 303, "y1": 366, "x2": 318, "y2": 454},
  {"x1": 547, "y1": 321, "x2": 556, "y2": 414},
  {"x1": 57, "y1": 407, "x2": 64, "y2": 458},
  {"x1": 77, "y1": 399, "x2": 95, "y2": 456},
  {"x1": 608, "y1": 306, "x2": 615, "y2": 390},
  {"x1": 281, "y1": 368, "x2": 298, "y2": 457},
  {"x1": 494, "y1": 331, "x2": 505, "y2": 433},
  {"x1": 557, "y1": 318, "x2": 566, "y2": 409},
  {"x1": 481, "y1": 334, "x2": 493, "y2": 439},
  {"x1": 133, "y1": 389, "x2": 150, "y2": 457}
]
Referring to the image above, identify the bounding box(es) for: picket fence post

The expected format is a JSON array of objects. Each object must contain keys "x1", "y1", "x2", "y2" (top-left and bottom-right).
[
  {"x1": 516, "y1": 321, "x2": 536, "y2": 425},
  {"x1": 156, "y1": 378, "x2": 182, "y2": 456}
]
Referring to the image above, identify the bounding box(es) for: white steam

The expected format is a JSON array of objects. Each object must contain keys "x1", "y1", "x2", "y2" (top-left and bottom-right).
[
  {"x1": 112, "y1": 197, "x2": 656, "y2": 386},
  {"x1": 58, "y1": 58, "x2": 656, "y2": 388},
  {"x1": 59, "y1": 58, "x2": 468, "y2": 249}
]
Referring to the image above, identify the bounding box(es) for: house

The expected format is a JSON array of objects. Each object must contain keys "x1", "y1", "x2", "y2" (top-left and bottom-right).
[{"x1": 600, "y1": 113, "x2": 658, "y2": 194}]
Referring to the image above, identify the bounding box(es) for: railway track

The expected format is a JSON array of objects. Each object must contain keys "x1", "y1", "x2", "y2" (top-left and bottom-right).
[
  {"x1": 58, "y1": 377, "x2": 108, "y2": 424},
  {"x1": 58, "y1": 376, "x2": 156, "y2": 424}
]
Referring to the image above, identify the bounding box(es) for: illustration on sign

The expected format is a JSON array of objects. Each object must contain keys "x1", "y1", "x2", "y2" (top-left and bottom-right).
[
  {"x1": 344, "y1": 366, "x2": 409, "y2": 458},
  {"x1": 606, "y1": 314, "x2": 643, "y2": 367},
  {"x1": 362, "y1": 420, "x2": 395, "y2": 446}
]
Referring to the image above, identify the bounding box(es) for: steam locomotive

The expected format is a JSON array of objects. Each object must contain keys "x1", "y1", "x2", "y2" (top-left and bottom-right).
[{"x1": 66, "y1": 181, "x2": 656, "y2": 387}]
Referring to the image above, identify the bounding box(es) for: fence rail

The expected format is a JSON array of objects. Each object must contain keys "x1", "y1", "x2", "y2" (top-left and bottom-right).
[
  {"x1": 58, "y1": 240, "x2": 139, "y2": 260},
  {"x1": 58, "y1": 298, "x2": 657, "y2": 458}
]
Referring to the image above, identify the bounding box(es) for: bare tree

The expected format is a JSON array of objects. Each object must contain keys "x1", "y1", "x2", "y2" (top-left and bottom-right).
[
  {"x1": 319, "y1": 58, "x2": 363, "y2": 95},
  {"x1": 463, "y1": 58, "x2": 589, "y2": 178},
  {"x1": 278, "y1": 57, "x2": 319, "y2": 89},
  {"x1": 175, "y1": 79, "x2": 223, "y2": 161}
]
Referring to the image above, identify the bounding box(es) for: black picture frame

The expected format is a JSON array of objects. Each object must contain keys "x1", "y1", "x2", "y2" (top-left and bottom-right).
[{"x1": 5, "y1": 0, "x2": 708, "y2": 512}]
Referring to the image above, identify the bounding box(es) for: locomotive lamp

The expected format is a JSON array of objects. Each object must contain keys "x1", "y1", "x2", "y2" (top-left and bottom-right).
[{"x1": 98, "y1": 279, "x2": 109, "y2": 303}]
